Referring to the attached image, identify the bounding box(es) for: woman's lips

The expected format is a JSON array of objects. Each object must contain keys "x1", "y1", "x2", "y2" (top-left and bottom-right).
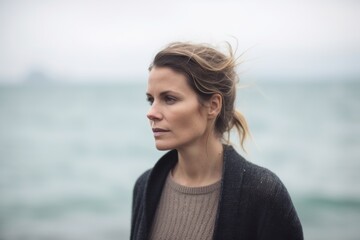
[{"x1": 152, "y1": 128, "x2": 170, "y2": 137}]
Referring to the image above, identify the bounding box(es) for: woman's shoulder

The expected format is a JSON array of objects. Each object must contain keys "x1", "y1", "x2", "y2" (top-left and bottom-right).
[
  {"x1": 241, "y1": 158, "x2": 303, "y2": 239},
  {"x1": 224, "y1": 145, "x2": 289, "y2": 200},
  {"x1": 134, "y1": 169, "x2": 152, "y2": 190},
  {"x1": 243, "y1": 159, "x2": 283, "y2": 189}
]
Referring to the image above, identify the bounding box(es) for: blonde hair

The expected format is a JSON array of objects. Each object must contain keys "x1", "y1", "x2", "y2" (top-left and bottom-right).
[{"x1": 149, "y1": 42, "x2": 249, "y2": 149}]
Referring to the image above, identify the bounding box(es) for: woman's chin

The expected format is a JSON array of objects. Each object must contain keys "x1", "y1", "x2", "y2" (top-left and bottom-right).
[{"x1": 155, "y1": 142, "x2": 173, "y2": 151}]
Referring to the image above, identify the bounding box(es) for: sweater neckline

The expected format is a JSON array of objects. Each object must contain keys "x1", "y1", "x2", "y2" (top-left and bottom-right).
[{"x1": 167, "y1": 173, "x2": 221, "y2": 195}]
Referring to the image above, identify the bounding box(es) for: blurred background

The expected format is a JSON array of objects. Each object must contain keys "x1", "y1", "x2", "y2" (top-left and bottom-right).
[{"x1": 0, "y1": 0, "x2": 359, "y2": 239}]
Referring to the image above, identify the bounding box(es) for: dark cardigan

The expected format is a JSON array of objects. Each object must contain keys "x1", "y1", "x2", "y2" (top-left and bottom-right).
[{"x1": 130, "y1": 145, "x2": 303, "y2": 240}]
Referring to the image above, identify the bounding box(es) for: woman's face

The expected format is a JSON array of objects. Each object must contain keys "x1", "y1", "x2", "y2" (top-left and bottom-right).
[{"x1": 146, "y1": 67, "x2": 210, "y2": 151}]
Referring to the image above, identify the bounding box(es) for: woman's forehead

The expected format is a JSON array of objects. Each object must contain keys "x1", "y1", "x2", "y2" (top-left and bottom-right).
[{"x1": 147, "y1": 67, "x2": 191, "y2": 94}]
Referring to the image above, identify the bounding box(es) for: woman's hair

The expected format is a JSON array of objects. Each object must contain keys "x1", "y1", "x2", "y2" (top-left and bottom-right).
[{"x1": 149, "y1": 42, "x2": 249, "y2": 149}]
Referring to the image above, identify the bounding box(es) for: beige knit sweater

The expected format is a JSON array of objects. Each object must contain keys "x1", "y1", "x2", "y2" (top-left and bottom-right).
[{"x1": 149, "y1": 173, "x2": 221, "y2": 240}]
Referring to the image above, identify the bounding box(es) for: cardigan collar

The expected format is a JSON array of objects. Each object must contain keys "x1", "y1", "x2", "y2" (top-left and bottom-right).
[{"x1": 143, "y1": 145, "x2": 247, "y2": 239}]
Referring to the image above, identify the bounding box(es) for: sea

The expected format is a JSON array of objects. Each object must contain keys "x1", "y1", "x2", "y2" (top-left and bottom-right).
[{"x1": 0, "y1": 79, "x2": 359, "y2": 240}]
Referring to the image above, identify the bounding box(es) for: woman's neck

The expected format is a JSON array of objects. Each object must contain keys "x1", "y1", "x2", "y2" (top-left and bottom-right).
[{"x1": 172, "y1": 138, "x2": 223, "y2": 187}]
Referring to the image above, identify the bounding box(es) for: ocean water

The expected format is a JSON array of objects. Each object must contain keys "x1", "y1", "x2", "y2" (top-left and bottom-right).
[{"x1": 0, "y1": 80, "x2": 359, "y2": 240}]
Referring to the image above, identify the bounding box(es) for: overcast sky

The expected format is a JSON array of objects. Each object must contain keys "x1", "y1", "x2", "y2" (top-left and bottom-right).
[{"x1": 0, "y1": 0, "x2": 359, "y2": 83}]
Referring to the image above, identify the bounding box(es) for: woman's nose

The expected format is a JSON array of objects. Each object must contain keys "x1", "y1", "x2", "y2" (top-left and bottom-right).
[{"x1": 147, "y1": 104, "x2": 162, "y2": 121}]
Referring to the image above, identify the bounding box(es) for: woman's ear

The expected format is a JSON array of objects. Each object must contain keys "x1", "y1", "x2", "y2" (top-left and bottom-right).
[{"x1": 208, "y1": 93, "x2": 222, "y2": 119}]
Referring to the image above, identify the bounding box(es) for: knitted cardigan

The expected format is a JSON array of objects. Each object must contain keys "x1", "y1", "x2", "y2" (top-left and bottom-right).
[{"x1": 130, "y1": 145, "x2": 303, "y2": 240}]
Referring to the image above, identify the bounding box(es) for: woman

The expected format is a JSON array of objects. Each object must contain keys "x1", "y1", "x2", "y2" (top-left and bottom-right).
[{"x1": 131, "y1": 42, "x2": 303, "y2": 240}]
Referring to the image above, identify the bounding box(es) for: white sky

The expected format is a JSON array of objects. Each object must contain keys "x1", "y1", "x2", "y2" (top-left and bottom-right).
[{"x1": 0, "y1": 0, "x2": 359, "y2": 82}]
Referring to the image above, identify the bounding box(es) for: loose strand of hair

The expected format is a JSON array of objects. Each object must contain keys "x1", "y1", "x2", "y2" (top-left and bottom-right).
[{"x1": 232, "y1": 109, "x2": 250, "y2": 151}]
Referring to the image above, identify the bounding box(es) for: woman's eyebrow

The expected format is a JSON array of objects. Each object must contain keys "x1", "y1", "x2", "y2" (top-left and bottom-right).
[
  {"x1": 146, "y1": 90, "x2": 181, "y2": 97},
  {"x1": 159, "y1": 90, "x2": 179, "y2": 96}
]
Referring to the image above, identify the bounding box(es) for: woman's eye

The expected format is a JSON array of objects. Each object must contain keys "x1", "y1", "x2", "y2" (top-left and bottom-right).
[
  {"x1": 146, "y1": 97, "x2": 154, "y2": 105},
  {"x1": 165, "y1": 96, "x2": 176, "y2": 104}
]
